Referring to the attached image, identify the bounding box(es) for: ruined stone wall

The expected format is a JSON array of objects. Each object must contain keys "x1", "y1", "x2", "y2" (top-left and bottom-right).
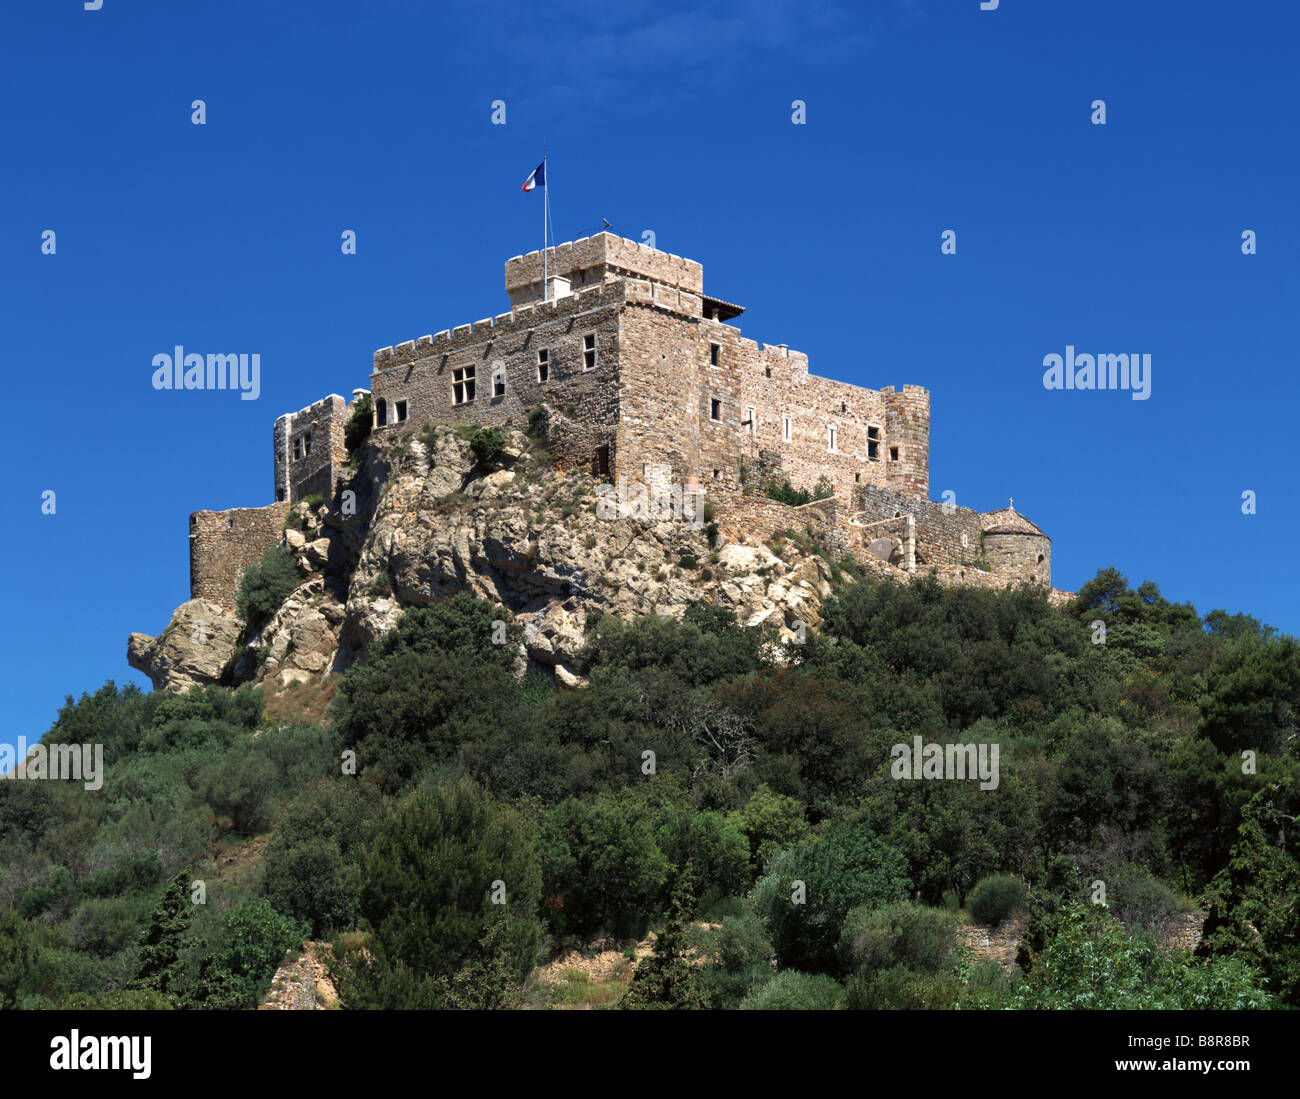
[
  {"x1": 189, "y1": 503, "x2": 292, "y2": 609},
  {"x1": 370, "y1": 283, "x2": 626, "y2": 474},
  {"x1": 273, "y1": 395, "x2": 348, "y2": 504},
  {"x1": 984, "y1": 531, "x2": 1052, "y2": 585},
  {"x1": 856, "y1": 484, "x2": 984, "y2": 571},
  {"x1": 710, "y1": 492, "x2": 839, "y2": 549},
  {"x1": 505, "y1": 233, "x2": 703, "y2": 307}
]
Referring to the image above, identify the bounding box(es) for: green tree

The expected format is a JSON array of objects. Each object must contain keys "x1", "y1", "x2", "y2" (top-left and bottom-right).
[
  {"x1": 130, "y1": 872, "x2": 196, "y2": 1002},
  {"x1": 620, "y1": 870, "x2": 711, "y2": 1010},
  {"x1": 235, "y1": 544, "x2": 302, "y2": 626}
]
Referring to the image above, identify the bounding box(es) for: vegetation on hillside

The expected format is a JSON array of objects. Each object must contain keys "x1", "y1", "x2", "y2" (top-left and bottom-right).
[{"x1": 2, "y1": 570, "x2": 1296, "y2": 1010}]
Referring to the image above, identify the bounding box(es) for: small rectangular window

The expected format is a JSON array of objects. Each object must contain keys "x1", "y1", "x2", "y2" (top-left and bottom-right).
[
  {"x1": 493, "y1": 374, "x2": 506, "y2": 398},
  {"x1": 890, "y1": 446, "x2": 899, "y2": 462},
  {"x1": 867, "y1": 426, "x2": 879, "y2": 440},
  {"x1": 537, "y1": 349, "x2": 549, "y2": 382},
  {"x1": 868, "y1": 441, "x2": 879, "y2": 460},
  {"x1": 782, "y1": 415, "x2": 792, "y2": 441},
  {"x1": 453, "y1": 365, "x2": 476, "y2": 405},
  {"x1": 292, "y1": 438, "x2": 302, "y2": 460},
  {"x1": 710, "y1": 398, "x2": 721, "y2": 422},
  {"x1": 745, "y1": 407, "x2": 756, "y2": 435},
  {"x1": 303, "y1": 431, "x2": 312, "y2": 456},
  {"x1": 710, "y1": 342, "x2": 720, "y2": 366},
  {"x1": 583, "y1": 333, "x2": 597, "y2": 371},
  {"x1": 828, "y1": 427, "x2": 837, "y2": 452}
]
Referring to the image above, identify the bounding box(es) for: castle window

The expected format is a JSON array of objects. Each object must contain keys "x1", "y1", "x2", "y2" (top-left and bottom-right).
[
  {"x1": 395, "y1": 400, "x2": 408, "y2": 423},
  {"x1": 765, "y1": 366, "x2": 772, "y2": 378},
  {"x1": 492, "y1": 370, "x2": 506, "y2": 398},
  {"x1": 453, "y1": 366, "x2": 475, "y2": 404},
  {"x1": 375, "y1": 398, "x2": 388, "y2": 427},
  {"x1": 867, "y1": 426, "x2": 880, "y2": 460},
  {"x1": 828, "y1": 427, "x2": 837, "y2": 452},
  {"x1": 855, "y1": 472, "x2": 861, "y2": 483},
  {"x1": 595, "y1": 445, "x2": 610, "y2": 476},
  {"x1": 745, "y1": 407, "x2": 756, "y2": 435},
  {"x1": 582, "y1": 332, "x2": 597, "y2": 371},
  {"x1": 712, "y1": 469, "x2": 720, "y2": 479},
  {"x1": 1037, "y1": 554, "x2": 1045, "y2": 564},
  {"x1": 890, "y1": 447, "x2": 899, "y2": 461},
  {"x1": 840, "y1": 401, "x2": 846, "y2": 412},
  {"x1": 710, "y1": 398, "x2": 721, "y2": 422},
  {"x1": 782, "y1": 415, "x2": 792, "y2": 441},
  {"x1": 537, "y1": 349, "x2": 549, "y2": 382},
  {"x1": 710, "y1": 342, "x2": 720, "y2": 367},
  {"x1": 292, "y1": 437, "x2": 302, "y2": 460}
]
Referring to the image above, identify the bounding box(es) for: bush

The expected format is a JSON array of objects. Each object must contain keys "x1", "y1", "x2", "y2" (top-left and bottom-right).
[
  {"x1": 739, "y1": 969, "x2": 844, "y2": 1010},
  {"x1": 469, "y1": 427, "x2": 506, "y2": 465},
  {"x1": 235, "y1": 544, "x2": 302, "y2": 626},
  {"x1": 345, "y1": 393, "x2": 372, "y2": 454},
  {"x1": 846, "y1": 965, "x2": 962, "y2": 1009},
  {"x1": 750, "y1": 823, "x2": 911, "y2": 973},
  {"x1": 1111, "y1": 866, "x2": 1180, "y2": 937},
  {"x1": 967, "y1": 875, "x2": 1025, "y2": 926},
  {"x1": 198, "y1": 751, "x2": 276, "y2": 835},
  {"x1": 224, "y1": 898, "x2": 308, "y2": 1001},
  {"x1": 766, "y1": 479, "x2": 811, "y2": 507},
  {"x1": 838, "y1": 901, "x2": 957, "y2": 978}
]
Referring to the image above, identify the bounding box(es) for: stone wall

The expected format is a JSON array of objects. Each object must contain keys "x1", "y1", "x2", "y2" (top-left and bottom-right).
[
  {"x1": 984, "y1": 531, "x2": 1051, "y2": 585},
  {"x1": 856, "y1": 484, "x2": 985, "y2": 571},
  {"x1": 189, "y1": 503, "x2": 291, "y2": 609},
  {"x1": 505, "y1": 232, "x2": 703, "y2": 306},
  {"x1": 370, "y1": 282, "x2": 625, "y2": 475},
  {"x1": 273, "y1": 395, "x2": 349, "y2": 504}
]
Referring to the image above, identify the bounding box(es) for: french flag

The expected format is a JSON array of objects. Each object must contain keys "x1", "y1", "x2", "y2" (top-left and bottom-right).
[{"x1": 521, "y1": 161, "x2": 545, "y2": 192}]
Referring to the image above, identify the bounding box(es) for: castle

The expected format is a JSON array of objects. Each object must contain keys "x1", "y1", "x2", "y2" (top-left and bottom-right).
[{"x1": 189, "y1": 233, "x2": 1052, "y2": 609}]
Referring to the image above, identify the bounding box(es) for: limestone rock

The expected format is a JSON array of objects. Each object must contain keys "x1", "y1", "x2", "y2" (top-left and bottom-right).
[{"x1": 127, "y1": 600, "x2": 242, "y2": 692}]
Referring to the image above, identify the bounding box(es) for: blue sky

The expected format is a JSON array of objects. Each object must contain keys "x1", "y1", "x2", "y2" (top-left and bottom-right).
[{"x1": 2, "y1": 0, "x2": 1297, "y2": 754}]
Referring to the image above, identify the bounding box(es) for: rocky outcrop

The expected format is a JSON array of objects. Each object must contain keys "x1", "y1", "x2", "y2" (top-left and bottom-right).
[
  {"x1": 127, "y1": 600, "x2": 243, "y2": 692},
  {"x1": 131, "y1": 426, "x2": 871, "y2": 693}
]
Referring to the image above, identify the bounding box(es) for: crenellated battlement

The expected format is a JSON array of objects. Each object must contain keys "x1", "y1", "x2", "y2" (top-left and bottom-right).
[{"x1": 505, "y1": 232, "x2": 703, "y2": 305}]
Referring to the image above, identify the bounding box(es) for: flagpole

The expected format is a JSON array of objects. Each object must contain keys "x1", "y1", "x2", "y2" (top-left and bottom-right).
[{"x1": 542, "y1": 151, "x2": 549, "y2": 301}]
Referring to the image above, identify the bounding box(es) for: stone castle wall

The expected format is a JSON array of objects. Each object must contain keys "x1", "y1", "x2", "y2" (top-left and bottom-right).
[
  {"x1": 984, "y1": 531, "x2": 1051, "y2": 585},
  {"x1": 857, "y1": 484, "x2": 985, "y2": 570},
  {"x1": 505, "y1": 233, "x2": 703, "y2": 306},
  {"x1": 370, "y1": 282, "x2": 626, "y2": 475},
  {"x1": 190, "y1": 503, "x2": 292, "y2": 610},
  {"x1": 273, "y1": 395, "x2": 349, "y2": 504}
]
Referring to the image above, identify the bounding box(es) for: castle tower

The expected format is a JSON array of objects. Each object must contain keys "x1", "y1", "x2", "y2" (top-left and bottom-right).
[
  {"x1": 980, "y1": 501, "x2": 1051, "y2": 585},
  {"x1": 882, "y1": 385, "x2": 930, "y2": 499}
]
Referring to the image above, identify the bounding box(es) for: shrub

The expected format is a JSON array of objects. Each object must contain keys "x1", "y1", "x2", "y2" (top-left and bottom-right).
[
  {"x1": 235, "y1": 544, "x2": 302, "y2": 626},
  {"x1": 469, "y1": 427, "x2": 506, "y2": 466},
  {"x1": 837, "y1": 901, "x2": 957, "y2": 978},
  {"x1": 739, "y1": 969, "x2": 844, "y2": 1009},
  {"x1": 766, "y1": 479, "x2": 811, "y2": 507},
  {"x1": 198, "y1": 751, "x2": 276, "y2": 835},
  {"x1": 1111, "y1": 865, "x2": 1180, "y2": 937},
  {"x1": 812, "y1": 475, "x2": 834, "y2": 500},
  {"x1": 527, "y1": 406, "x2": 546, "y2": 436},
  {"x1": 344, "y1": 394, "x2": 372, "y2": 454},
  {"x1": 967, "y1": 874, "x2": 1026, "y2": 926},
  {"x1": 845, "y1": 965, "x2": 962, "y2": 1009}
]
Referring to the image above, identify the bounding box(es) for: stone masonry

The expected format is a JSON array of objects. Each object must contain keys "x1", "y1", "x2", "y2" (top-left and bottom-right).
[{"x1": 186, "y1": 232, "x2": 1054, "y2": 609}]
